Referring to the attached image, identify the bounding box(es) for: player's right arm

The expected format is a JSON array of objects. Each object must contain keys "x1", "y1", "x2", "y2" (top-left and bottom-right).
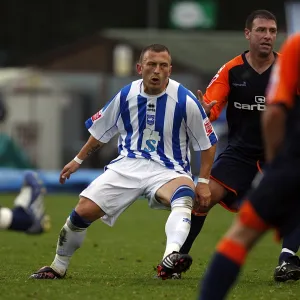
[
  {"x1": 59, "y1": 135, "x2": 105, "y2": 184},
  {"x1": 202, "y1": 63, "x2": 230, "y2": 121},
  {"x1": 60, "y1": 90, "x2": 123, "y2": 184}
]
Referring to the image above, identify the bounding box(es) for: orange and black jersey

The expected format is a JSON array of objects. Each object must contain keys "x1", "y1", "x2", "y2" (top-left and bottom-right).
[
  {"x1": 204, "y1": 51, "x2": 279, "y2": 161},
  {"x1": 267, "y1": 33, "x2": 300, "y2": 156}
]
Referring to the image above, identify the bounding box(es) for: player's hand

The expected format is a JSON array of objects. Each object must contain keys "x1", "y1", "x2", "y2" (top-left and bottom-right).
[
  {"x1": 197, "y1": 90, "x2": 217, "y2": 115},
  {"x1": 59, "y1": 160, "x2": 81, "y2": 184},
  {"x1": 195, "y1": 182, "x2": 211, "y2": 208}
]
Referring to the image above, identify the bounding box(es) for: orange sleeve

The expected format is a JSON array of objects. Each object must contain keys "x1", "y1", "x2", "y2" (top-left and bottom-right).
[
  {"x1": 267, "y1": 33, "x2": 300, "y2": 108},
  {"x1": 203, "y1": 63, "x2": 230, "y2": 121}
]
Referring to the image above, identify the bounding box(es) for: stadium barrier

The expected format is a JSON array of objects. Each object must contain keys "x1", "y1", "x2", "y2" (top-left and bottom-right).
[{"x1": 0, "y1": 168, "x2": 104, "y2": 193}]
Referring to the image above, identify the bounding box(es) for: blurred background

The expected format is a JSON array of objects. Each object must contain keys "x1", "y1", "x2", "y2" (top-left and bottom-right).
[{"x1": 0, "y1": 0, "x2": 293, "y2": 192}]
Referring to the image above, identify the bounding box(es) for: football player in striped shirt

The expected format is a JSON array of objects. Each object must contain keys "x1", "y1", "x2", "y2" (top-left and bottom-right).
[{"x1": 30, "y1": 44, "x2": 217, "y2": 280}]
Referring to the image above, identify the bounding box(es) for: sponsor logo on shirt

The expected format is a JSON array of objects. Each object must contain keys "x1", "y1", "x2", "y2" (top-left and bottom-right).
[
  {"x1": 255, "y1": 96, "x2": 265, "y2": 104},
  {"x1": 141, "y1": 129, "x2": 161, "y2": 152},
  {"x1": 234, "y1": 96, "x2": 266, "y2": 111}
]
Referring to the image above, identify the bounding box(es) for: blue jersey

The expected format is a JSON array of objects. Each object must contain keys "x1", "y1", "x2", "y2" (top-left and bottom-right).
[{"x1": 85, "y1": 79, "x2": 217, "y2": 175}]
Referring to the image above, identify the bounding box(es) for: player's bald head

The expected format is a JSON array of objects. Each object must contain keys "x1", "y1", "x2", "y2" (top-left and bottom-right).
[{"x1": 139, "y1": 44, "x2": 171, "y2": 63}]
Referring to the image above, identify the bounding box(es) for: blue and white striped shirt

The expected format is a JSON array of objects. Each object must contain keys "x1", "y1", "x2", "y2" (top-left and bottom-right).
[{"x1": 85, "y1": 79, "x2": 217, "y2": 175}]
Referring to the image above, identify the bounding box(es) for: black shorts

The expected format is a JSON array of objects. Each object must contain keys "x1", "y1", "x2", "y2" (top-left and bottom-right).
[
  {"x1": 211, "y1": 146, "x2": 263, "y2": 211},
  {"x1": 246, "y1": 155, "x2": 300, "y2": 237}
]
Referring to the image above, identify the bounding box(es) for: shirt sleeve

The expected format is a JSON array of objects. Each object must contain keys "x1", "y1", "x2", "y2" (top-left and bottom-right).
[
  {"x1": 85, "y1": 92, "x2": 121, "y2": 143},
  {"x1": 186, "y1": 94, "x2": 218, "y2": 151},
  {"x1": 204, "y1": 63, "x2": 230, "y2": 121},
  {"x1": 267, "y1": 33, "x2": 300, "y2": 108}
]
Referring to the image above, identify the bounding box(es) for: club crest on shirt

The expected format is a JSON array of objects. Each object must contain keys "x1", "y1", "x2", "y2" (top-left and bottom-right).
[{"x1": 146, "y1": 114, "x2": 155, "y2": 125}]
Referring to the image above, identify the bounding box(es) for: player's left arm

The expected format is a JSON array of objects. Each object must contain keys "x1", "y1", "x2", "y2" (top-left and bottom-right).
[
  {"x1": 186, "y1": 95, "x2": 217, "y2": 207},
  {"x1": 263, "y1": 33, "x2": 300, "y2": 163}
]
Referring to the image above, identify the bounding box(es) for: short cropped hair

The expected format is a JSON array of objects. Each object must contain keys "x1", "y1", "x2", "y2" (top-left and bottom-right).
[
  {"x1": 245, "y1": 10, "x2": 277, "y2": 30},
  {"x1": 139, "y1": 44, "x2": 171, "y2": 62}
]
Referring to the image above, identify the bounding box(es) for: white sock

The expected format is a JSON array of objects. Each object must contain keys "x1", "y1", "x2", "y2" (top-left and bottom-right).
[
  {"x1": 163, "y1": 207, "x2": 191, "y2": 258},
  {"x1": 50, "y1": 217, "x2": 87, "y2": 276},
  {"x1": 0, "y1": 207, "x2": 13, "y2": 229}
]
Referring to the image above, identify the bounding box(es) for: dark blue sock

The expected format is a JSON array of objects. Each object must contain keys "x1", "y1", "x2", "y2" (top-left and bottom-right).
[
  {"x1": 9, "y1": 207, "x2": 33, "y2": 231},
  {"x1": 180, "y1": 214, "x2": 207, "y2": 254},
  {"x1": 199, "y1": 252, "x2": 241, "y2": 300},
  {"x1": 69, "y1": 209, "x2": 92, "y2": 228},
  {"x1": 279, "y1": 224, "x2": 300, "y2": 263}
]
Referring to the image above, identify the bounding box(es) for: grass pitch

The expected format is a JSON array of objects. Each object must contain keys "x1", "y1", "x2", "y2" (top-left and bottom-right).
[{"x1": 0, "y1": 194, "x2": 299, "y2": 300}]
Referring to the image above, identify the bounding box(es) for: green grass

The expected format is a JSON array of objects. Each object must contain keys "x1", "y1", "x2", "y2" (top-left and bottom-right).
[{"x1": 0, "y1": 194, "x2": 299, "y2": 300}]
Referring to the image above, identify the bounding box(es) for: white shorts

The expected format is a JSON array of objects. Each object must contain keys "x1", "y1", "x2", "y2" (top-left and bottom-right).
[{"x1": 80, "y1": 156, "x2": 193, "y2": 226}]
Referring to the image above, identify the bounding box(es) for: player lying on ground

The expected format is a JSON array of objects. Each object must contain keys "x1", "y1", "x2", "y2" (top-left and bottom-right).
[{"x1": 0, "y1": 171, "x2": 50, "y2": 234}]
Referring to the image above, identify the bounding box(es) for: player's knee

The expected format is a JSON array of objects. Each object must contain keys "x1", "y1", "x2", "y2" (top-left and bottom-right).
[
  {"x1": 170, "y1": 185, "x2": 194, "y2": 212},
  {"x1": 74, "y1": 197, "x2": 105, "y2": 223}
]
